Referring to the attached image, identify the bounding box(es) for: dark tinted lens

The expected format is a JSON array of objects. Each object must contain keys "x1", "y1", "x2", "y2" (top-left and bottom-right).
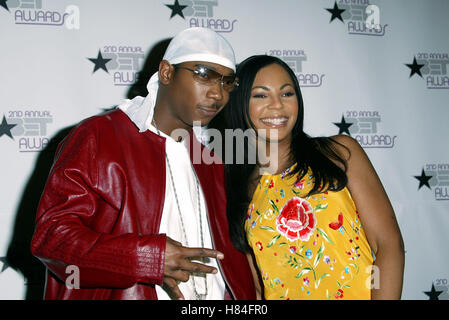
[
  {"x1": 221, "y1": 76, "x2": 237, "y2": 91},
  {"x1": 193, "y1": 66, "x2": 237, "y2": 91},
  {"x1": 193, "y1": 66, "x2": 218, "y2": 82},
  {"x1": 222, "y1": 76, "x2": 236, "y2": 85}
]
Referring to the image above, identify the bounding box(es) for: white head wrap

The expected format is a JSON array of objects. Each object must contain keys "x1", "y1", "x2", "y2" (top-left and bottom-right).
[{"x1": 118, "y1": 27, "x2": 235, "y2": 134}]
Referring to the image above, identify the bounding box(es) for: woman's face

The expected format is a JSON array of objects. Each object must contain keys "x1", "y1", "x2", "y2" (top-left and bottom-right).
[{"x1": 248, "y1": 63, "x2": 298, "y2": 143}]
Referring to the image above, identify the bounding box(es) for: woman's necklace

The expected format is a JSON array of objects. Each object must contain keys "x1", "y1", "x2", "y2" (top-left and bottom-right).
[{"x1": 152, "y1": 118, "x2": 207, "y2": 300}]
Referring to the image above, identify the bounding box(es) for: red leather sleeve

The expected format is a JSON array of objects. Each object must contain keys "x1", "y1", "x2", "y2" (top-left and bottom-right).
[{"x1": 31, "y1": 120, "x2": 166, "y2": 288}]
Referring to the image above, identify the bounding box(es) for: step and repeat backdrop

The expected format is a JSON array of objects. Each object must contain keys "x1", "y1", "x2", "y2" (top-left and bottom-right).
[{"x1": 1, "y1": 0, "x2": 448, "y2": 300}]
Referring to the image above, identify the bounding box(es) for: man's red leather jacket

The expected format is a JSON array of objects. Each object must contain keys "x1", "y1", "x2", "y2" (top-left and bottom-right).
[{"x1": 31, "y1": 109, "x2": 256, "y2": 300}]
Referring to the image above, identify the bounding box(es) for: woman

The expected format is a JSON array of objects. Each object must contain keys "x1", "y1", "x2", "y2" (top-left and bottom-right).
[{"x1": 223, "y1": 55, "x2": 404, "y2": 300}]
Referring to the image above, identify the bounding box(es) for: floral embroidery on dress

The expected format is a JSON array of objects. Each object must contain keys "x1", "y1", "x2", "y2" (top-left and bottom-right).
[
  {"x1": 276, "y1": 197, "x2": 316, "y2": 242},
  {"x1": 245, "y1": 167, "x2": 373, "y2": 300}
]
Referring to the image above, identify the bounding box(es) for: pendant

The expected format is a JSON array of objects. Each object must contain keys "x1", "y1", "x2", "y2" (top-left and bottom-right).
[{"x1": 195, "y1": 293, "x2": 207, "y2": 300}]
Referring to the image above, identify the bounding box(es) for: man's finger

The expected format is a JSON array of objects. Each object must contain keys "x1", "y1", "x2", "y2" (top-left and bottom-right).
[
  {"x1": 164, "y1": 277, "x2": 185, "y2": 300},
  {"x1": 178, "y1": 259, "x2": 218, "y2": 275},
  {"x1": 167, "y1": 270, "x2": 190, "y2": 283},
  {"x1": 181, "y1": 247, "x2": 224, "y2": 260}
]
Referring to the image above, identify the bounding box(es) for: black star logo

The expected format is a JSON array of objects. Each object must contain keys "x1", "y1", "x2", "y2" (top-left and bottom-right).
[
  {"x1": 424, "y1": 283, "x2": 444, "y2": 300},
  {"x1": 406, "y1": 57, "x2": 425, "y2": 78},
  {"x1": 414, "y1": 168, "x2": 432, "y2": 190},
  {"x1": 0, "y1": 115, "x2": 17, "y2": 139},
  {"x1": 326, "y1": 1, "x2": 345, "y2": 23},
  {"x1": 165, "y1": 0, "x2": 188, "y2": 19},
  {"x1": 0, "y1": 0, "x2": 9, "y2": 12},
  {"x1": 87, "y1": 50, "x2": 112, "y2": 73},
  {"x1": 0, "y1": 256, "x2": 10, "y2": 273},
  {"x1": 333, "y1": 116, "x2": 353, "y2": 135}
]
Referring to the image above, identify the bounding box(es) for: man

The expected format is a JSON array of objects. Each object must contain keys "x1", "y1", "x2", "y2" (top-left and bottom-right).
[{"x1": 31, "y1": 27, "x2": 256, "y2": 300}]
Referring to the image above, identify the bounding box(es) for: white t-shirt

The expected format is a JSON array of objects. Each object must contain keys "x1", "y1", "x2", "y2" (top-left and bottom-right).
[{"x1": 149, "y1": 124, "x2": 226, "y2": 300}]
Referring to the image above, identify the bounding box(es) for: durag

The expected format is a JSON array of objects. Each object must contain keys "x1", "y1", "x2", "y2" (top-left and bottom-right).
[{"x1": 118, "y1": 27, "x2": 236, "y2": 140}]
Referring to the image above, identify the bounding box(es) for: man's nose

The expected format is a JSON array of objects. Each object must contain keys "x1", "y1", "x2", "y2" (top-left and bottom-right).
[{"x1": 207, "y1": 80, "x2": 224, "y2": 101}]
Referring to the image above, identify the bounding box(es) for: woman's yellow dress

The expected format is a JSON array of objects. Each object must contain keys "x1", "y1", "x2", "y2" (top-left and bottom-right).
[{"x1": 245, "y1": 166, "x2": 373, "y2": 300}]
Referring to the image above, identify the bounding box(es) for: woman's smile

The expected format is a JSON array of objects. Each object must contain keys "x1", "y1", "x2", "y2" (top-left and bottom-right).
[{"x1": 259, "y1": 116, "x2": 289, "y2": 127}]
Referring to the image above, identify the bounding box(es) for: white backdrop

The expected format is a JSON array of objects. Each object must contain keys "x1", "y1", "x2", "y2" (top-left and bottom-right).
[{"x1": 1, "y1": 0, "x2": 448, "y2": 300}]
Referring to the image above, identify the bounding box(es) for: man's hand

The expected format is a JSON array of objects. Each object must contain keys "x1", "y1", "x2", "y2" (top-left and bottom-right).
[{"x1": 163, "y1": 237, "x2": 224, "y2": 300}]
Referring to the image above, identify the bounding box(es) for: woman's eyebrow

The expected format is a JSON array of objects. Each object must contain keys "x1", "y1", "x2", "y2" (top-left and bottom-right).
[
  {"x1": 252, "y1": 83, "x2": 293, "y2": 91},
  {"x1": 280, "y1": 83, "x2": 294, "y2": 90},
  {"x1": 252, "y1": 85, "x2": 269, "y2": 91}
]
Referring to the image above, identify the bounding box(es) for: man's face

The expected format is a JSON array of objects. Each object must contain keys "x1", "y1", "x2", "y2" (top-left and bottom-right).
[{"x1": 166, "y1": 61, "x2": 235, "y2": 127}]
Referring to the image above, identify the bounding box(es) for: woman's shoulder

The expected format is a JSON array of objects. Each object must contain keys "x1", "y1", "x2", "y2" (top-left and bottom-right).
[
  {"x1": 327, "y1": 135, "x2": 372, "y2": 174},
  {"x1": 329, "y1": 134, "x2": 359, "y2": 147},
  {"x1": 326, "y1": 134, "x2": 363, "y2": 159},
  {"x1": 309, "y1": 134, "x2": 365, "y2": 172}
]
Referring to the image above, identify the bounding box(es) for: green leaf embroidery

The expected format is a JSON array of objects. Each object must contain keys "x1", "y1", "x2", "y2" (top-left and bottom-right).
[
  {"x1": 267, "y1": 234, "x2": 281, "y2": 248},
  {"x1": 294, "y1": 252, "x2": 307, "y2": 261},
  {"x1": 285, "y1": 254, "x2": 302, "y2": 269},
  {"x1": 280, "y1": 289, "x2": 289, "y2": 299},
  {"x1": 313, "y1": 242, "x2": 325, "y2": 268},
  {"x1": 319, "y1": 273, "x2": 331, "y2": 281},
  {"x1": 316, "y1": 273, "x2": 331, "y2": 287},
  {"x1": 296, "y1": 267, "x2": 312, "y2": 279},
  {"x1": 269, "y1": 199, "x2": 279, "y2": 213},
  {"x1": 259, "y1": 226, "x2": 275, "y2": 232},
  {"x1": 317, "y1": 228, "x2": 334, "y2": 245},
  {"x1": 314, "y1": 203, "x2": 328, "y2": 212}
]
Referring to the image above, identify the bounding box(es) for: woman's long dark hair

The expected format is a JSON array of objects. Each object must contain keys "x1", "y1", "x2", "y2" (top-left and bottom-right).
[{"x1": 223, "y1": 55, "x2": 349, "y2": 253}]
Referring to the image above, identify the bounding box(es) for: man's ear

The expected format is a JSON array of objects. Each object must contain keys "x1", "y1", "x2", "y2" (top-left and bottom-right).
[{"x1": 158, "y1": 60, "x2": 175, "y2": 85}]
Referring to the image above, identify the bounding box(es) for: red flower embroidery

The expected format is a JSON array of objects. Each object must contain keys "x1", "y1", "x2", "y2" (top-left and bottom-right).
[
  {"x1": 276, "y1": 197, "x2": 316, "y2": 241},
  {"x1": 329, "y1": 212, "x2": 343, "y2": 230},
  {"x1": 335, "y1": 289, "x2": 344, "y2": 299},
  {"x1": 294, "y1": 177, "x2": 305, "y2": 189}
]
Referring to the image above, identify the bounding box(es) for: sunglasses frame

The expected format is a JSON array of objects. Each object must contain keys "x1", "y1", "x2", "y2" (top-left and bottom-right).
[{"x1": 174, "y1": 64, "x2": 239, "y2": 92}]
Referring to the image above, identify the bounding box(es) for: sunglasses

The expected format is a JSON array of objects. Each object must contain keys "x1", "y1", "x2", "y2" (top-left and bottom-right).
[{"x1": 174, "y1": 64, "x2": 239, "y2": 92}]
